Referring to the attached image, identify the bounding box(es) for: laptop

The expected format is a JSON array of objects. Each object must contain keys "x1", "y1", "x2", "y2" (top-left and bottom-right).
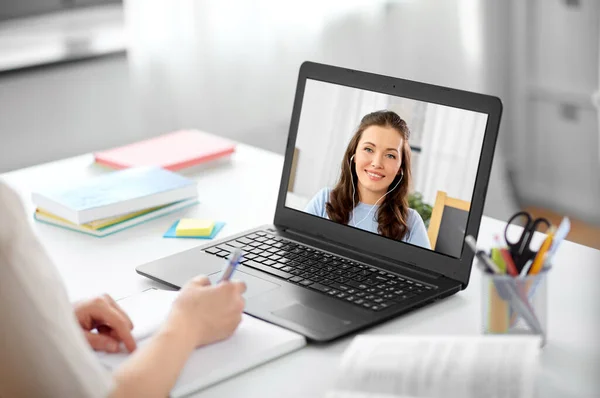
[{"x1": 137, "y1": 61, "x2": 502, "y2": 342}]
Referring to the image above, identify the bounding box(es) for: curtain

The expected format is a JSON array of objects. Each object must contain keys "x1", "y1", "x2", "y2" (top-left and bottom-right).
[
  {"x1": 414, "y1": 104, "x2": 488, "y2": 206},
  {"x1": 123, "y1": 0, "x2": 381, "y2": 147},
  {"x1": 123, "y1": 0, "x2": 517, "y2": 219}
]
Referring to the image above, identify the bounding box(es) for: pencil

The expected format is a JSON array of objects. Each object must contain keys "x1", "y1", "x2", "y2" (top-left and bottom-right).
[{"x1": 529, "y1": 228, "x2": 555, "y2": 275}]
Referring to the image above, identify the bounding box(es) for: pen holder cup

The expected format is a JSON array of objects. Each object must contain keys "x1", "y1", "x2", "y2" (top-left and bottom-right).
[{"x1": 481, "y1": 268, "x2": 549, "y2": 344}]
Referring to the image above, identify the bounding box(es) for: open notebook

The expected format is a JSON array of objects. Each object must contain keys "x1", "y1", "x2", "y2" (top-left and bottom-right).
[{"x1": 96, "y1": 289, "x2": 306, "y2": 397}]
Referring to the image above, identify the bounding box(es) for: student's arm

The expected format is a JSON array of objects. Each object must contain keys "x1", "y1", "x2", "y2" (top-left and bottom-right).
[
  {"x1": 407, "y1": 209, "x2": 431, "y2": 250},
  {"x1": 111, "y1": 277, "x2": 246, "y2": 398},
  {"x1": 0, "y1": 182, "x2": 246, "y2": 398}
]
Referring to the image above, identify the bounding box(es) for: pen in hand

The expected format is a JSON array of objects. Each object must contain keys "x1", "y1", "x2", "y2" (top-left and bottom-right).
[{"x1": 219, "y1": 248, "x2": 243, "y2": 283}]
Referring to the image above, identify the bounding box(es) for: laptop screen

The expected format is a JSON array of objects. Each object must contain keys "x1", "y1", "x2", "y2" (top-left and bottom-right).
[{"x1": 284, "y1": 78, "x2": 488, "y2": 259}]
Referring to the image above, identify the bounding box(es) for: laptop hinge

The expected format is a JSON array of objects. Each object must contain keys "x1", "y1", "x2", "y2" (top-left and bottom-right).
[{"x1": 280, "y1": 227, "x2": 442, "y2": 281}]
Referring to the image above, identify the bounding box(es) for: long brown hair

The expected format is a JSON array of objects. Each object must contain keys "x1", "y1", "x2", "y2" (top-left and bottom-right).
[{"x1": 325, "y1": 110, "x2": 412, "y2": 240}]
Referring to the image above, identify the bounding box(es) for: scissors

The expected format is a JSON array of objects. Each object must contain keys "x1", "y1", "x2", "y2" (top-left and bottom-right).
[{"x1": 504, "y1": 211, "x2": 551, "y2": 272}]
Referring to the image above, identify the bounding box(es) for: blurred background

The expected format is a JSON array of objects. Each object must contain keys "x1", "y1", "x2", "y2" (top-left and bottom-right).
[{"x1": 0, "y1": 0, "x2": 598, "y2": 248}]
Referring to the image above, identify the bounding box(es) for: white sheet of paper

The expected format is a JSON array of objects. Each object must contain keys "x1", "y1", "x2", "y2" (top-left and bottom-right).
[{"x1": 116, "y1": 288, "x2": 178, "y2": 341}]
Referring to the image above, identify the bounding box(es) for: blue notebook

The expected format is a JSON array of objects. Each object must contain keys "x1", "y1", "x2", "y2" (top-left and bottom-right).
[{"x1": 32, "y1": 167, "x2": 198, "y2": 225}]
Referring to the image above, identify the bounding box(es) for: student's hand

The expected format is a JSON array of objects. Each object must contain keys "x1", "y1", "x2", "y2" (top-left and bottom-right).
[
  {"x1": 74, "y1": 294, "x2": 137, "y2": 354},
  {"x1": 166, "y1": 275, "x2": 246, "y2": 348}
]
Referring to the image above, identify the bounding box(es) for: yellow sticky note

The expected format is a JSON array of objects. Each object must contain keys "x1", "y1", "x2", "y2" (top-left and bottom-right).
[{"x1": 176, "y1": 219, "x2": 215, "y2": 237}]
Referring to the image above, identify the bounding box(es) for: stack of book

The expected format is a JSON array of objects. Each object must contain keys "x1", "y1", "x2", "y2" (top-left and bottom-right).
[{"x1": 32, "y1": 167, "x2": 198, "y2": 237}]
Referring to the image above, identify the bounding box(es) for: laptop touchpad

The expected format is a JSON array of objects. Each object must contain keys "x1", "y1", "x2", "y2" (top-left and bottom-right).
[
  {"x1": 208, "y1": 270, "x2": 280, "y2": 299},
  {"x1": 272, "y1": 303, "x2": 348, "y2": 333}
]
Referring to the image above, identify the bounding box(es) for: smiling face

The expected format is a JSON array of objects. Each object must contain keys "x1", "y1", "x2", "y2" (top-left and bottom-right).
[{"x1": 353, "y1": 125, "x2": 403, "y2": 205}]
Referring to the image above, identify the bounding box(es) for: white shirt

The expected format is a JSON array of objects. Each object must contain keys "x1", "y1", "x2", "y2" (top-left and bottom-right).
[{"x1": 0, "y1": 181, "x2": 113, "y2": 398}]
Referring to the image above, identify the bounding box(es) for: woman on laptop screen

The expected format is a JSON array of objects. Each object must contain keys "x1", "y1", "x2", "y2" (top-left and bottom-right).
[{"x1": 304, "y1": 110, "x2": 430, "y2": 249}]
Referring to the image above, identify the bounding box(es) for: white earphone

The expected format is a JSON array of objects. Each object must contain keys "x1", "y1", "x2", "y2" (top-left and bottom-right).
[{"x1": 348, "y1": 154, "x2": 403, "y2": 228}]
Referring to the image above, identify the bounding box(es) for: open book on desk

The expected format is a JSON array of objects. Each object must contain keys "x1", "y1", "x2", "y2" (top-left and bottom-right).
[
  {"x1": 327, "y1": 335, "x2": 541, "y2": 398},
  {"x1": 96, "y1": 289, "x2": 306, "y2": 397}
]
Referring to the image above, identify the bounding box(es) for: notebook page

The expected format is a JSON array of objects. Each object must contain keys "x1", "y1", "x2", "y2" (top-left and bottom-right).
[
  {"x1": 97, "y1": 289, "x2": 306, "y2": 397},
  {"x1": 116, "y1": 288, "x2": 178, "y2": 341},
  {"x1": 330, "y1": 335, "x2": 541, "y2": 398},
  {"x1": 169, "y1": 314, "x2": 305, "y2": 397}
]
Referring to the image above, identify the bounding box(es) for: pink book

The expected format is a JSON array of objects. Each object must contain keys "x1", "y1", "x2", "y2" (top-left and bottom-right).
[{"x1": 94, "y1": 130, "x2": 236, "y2": 171}]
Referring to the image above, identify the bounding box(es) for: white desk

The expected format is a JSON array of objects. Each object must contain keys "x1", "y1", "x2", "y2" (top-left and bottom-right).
[{"x1": 2, "y1": 144, "x2": 599, "y2": 398}]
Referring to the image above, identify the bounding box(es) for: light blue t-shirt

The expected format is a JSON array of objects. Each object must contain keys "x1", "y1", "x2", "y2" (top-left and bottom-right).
[{"x1": 304, "y1": 187, "x2": 431, "y2": 250}]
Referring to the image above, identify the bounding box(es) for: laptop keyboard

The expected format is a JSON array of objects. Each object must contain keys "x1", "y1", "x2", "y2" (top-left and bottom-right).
[{"x1": 202, "y1": 231, "x2": 436, "y2": 312}]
